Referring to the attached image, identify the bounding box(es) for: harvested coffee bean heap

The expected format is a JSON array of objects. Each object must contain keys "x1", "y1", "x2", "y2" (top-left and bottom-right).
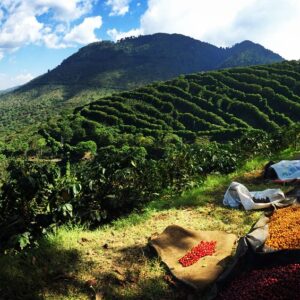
[
  {"x1": 217, "y1": 263, "x2": 300, "y2": 300},
  {"x1": 265, "y1": 206, "x2": 300, "y2": 250}
]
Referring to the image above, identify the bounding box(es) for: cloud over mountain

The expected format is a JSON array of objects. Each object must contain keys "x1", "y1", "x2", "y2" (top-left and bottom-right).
[
  {"x1": 109, "y1": 0, "x2": 300, "y2": 59},
  {"x1": 0, "y1": 0, "x2": 101, "y2": 54},
  {"x1": 106, "y1": 0, "x2": 131, "y2": 16}
]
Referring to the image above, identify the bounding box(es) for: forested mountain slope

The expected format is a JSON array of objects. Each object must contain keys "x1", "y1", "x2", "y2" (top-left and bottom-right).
[
  {"x1": 26, "y1": 33, "x2": 283, "y2": 90},
  {"x1": 45, "y1": 60, "x2": 300, "y2": 148},
  {"x1": 0, "y1": 33, "x2": 283, "y2": 138}
]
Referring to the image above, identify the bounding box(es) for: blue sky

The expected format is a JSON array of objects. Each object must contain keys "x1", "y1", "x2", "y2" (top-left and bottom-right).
[{"x1": 1, "y1": 0, "x2": 300, "y2": 90}]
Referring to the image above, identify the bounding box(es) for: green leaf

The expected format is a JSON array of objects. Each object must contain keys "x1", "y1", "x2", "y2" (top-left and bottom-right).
[
  {"x1": 18, "y1": 232, "x2": 31, "y2": 250},
  {"x1": 65, "y1": 203, "x2": 73, "y2": 212},
  {"x1": 72, "y1": 183, "x2": 81, "y2": 196}
]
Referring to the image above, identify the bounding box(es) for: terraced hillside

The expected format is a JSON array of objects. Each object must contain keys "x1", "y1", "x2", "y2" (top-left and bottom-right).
[
  {"x1": 0, "y1": 34, "x2": 283, "y2": 140},
  {"x1": 45, "y1": 60, "x2": 300, "y2": 146}
]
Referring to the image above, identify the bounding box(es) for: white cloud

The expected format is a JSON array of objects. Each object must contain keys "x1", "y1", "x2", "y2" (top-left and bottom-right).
[
  {"x1": 226, "y1": 0, "x2": 300, "y2": 59},
  {"x1": 127, "y1": 0, "x2": 300, "y2": 60},
  {"x1": 106, "y1": 0, "x2": 131, "y2": 16},
  {"x1": 43, "y1": 33, "x2": 67, "y2": 49},
  {"x1": 0, "y1": 10, "x2": 43, "y2": 50},
  {"x1": 15, "y1": 73, "x2": 35, "y2": 84},
  {"x1": 55, "y1": 24, "x2": 67, "y2": 33},
  {"x1": 107, "y1": 28, "x2": 143, "y2": 41},
  {"x1": 36, "y1": 0, "x2": 95, "y2": 21},
  {"x1": 0, "y1": 72, "x2": 34, "y2": 90},
  {"x1": 0, "y1": 0, "x2": 98, "y2": 56},
  {"x1": 140, "y1": 0, "x2": 245, "y2": 39},
  {"x1": 0, "y1": 0, "x2": 95, "y2": 22},
  {"x1": 64, "y1": 16, "x2": 102, "y2": 45}
]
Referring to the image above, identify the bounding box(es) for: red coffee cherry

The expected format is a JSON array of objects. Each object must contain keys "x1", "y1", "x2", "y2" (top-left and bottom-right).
[{"x1": 178, "y1": 240, "x2": 217, "y2": 267}]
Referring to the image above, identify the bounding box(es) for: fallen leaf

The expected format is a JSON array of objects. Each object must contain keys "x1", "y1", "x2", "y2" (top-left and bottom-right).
[{"x1": 86, "y1": 278, "x2": 98, "y2": 287}]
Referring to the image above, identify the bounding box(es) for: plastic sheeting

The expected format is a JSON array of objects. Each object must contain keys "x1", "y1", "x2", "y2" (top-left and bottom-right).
[
  {"x1": 270, "y1": 160, "x2": 300, "y2": 181},
  {"x1": 211, "y1": 206, "x2": 300, "y2": 299},
  {"x1": 208, "y1": 204, "x2": 300, "y2": 299},
  {"x1": 223, "y1": 181, "x2": 290, "y2": 210}
]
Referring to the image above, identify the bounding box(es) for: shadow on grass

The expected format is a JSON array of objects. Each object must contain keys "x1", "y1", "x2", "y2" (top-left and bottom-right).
[
  {"x1": 98, "y1": 276, "x2": 195, "y2": 300},
  {"x1": 0, "y1": 239, "x2": 92, "y2": 300},
  {"x1": 93, "y1": 244, "x2": 197, "y2": 300}
]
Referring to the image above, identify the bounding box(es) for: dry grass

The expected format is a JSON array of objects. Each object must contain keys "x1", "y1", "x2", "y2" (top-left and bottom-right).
[
  {"x1": 0, "y1": 150, "x2": 298, "y2": 300},
  {"x1": 0, "y1": 203, "x2": 262, "y2": 299},
  {"x1": 36, "y1": 204, "x2": 260, "y2": 300}
]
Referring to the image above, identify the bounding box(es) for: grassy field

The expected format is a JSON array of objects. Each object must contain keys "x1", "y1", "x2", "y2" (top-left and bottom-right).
[
  {"x1": 0, "y1": 148, "x2": 297, "y2": 300},
  {"x1": 0, "y1": 86, "x2": 113, "y2": 142}
]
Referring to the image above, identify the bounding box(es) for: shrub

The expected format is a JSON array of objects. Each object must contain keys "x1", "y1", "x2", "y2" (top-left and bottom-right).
[{"x1": 75, "y1": 140, "x2": 97, "y2": 156}]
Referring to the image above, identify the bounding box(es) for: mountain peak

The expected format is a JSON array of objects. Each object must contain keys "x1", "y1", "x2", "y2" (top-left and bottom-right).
[
  {"x1": 234, "y1": 40, "x2": 257, "y2": 46},
  {"x1": 23, "y1": 33, "x2": 283, "y2": 91}
]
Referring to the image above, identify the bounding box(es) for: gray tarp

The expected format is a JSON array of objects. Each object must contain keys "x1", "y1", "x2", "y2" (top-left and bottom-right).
[
  {"x1": 270, "y1": 160, "x2": 300, "y2": 181},
  {"x1": 223, "y1": 181, "x2": 292, "y2": 210}
]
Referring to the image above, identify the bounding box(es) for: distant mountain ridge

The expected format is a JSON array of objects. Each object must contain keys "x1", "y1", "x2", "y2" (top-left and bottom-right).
[
  {"x1": 0, "y1": 33, "x2": 284, "y2": 138},
  {"x1": 0, "y1": 86, "x2": 19, "y2": 95},
  {"x1": 24, "y1": 33, "x2": 283, "y2": 91}
]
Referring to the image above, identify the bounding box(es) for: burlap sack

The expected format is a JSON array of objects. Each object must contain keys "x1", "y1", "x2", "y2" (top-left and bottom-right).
[{"x1": 149, "y1": 225, "x2": 237, "y2": 291}]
